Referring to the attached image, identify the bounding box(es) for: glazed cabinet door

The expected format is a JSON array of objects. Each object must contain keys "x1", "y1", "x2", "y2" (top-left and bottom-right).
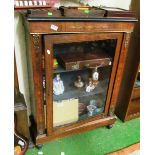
[{"x1": 43, "y1": 33, "x2": 123, "y2": 136}]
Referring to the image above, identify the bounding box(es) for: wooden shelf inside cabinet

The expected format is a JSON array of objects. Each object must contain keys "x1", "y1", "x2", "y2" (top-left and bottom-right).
[
  {"x1": 53, "y1": 67, "x2": 111, "y2": 101},
  {"x1": 23, "y1": 6, "x2": 137, "y2": 144}
]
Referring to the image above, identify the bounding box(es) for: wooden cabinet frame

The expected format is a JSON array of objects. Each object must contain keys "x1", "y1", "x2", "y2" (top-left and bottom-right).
[
  {"x1": 25, "y1": 17, "x2": 136, "y2": 144},
  {"x1": 44, "y1": 33, "x2": 123, "y2": 135}
]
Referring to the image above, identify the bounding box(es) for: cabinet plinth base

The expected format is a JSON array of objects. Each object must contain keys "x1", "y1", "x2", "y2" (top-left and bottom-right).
[{"x1": 35, "y1": 115, "x2": 117, "y2": 145}]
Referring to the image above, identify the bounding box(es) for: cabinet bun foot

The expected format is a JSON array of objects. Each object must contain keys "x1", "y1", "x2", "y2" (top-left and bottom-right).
[
  {"x1": 106, "y1": 124, "x2": 113, "y2": 129},
  {"x1": 36, "y1": 144, "x2": 43, "y2": 150}
]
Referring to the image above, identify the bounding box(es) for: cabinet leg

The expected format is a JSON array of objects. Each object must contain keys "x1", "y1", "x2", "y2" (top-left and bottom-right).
[
  {"x1": 107, "y1": 125, "x2": 113, "y2": 129},
  {"x1": 36, "y1": 144, "x2": 43, "y2": 150}
]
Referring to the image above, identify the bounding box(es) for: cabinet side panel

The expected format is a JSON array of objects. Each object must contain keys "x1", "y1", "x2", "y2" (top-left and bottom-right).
[
  {"x1": 115, "y1": 0, "x2": 140, "y2": 121},
  {"x1": 111, "y1": 32, "x2": 133, "y2": 117},
  {"x1": 30, "y1": 34, "x2": 45, "y2": 135}
]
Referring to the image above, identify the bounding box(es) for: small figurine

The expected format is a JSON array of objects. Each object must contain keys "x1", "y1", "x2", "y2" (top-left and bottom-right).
[
  {"x1": 87, "y1": 104, "x2": 97, "y2": 116},
  {"x1": 53, "y1": 58, "x2": 58, "y2": 69},
  {"x1": 53, "y1": 74, "x2": 64, "y2": 95},
  {"x1": 74, "y1": 75, "x2": 84, "y2": 88},
  {"x1": 86, "y1": 78, "x2": 95, "y2": 92},
  {"x1": 92, "y1": 67, "x2": 99, "y2": 86},
  {"x1": 89, "y1": 99, "x2": 97, "y2": 106}
]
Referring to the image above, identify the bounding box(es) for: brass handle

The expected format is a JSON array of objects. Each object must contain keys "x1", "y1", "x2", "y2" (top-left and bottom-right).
[
  {"x1": 85, "y1": 63, "x2": 104, "y2": 69},
  {"x1": 71, "y1": 63, "x2": 79, "y2": 70},
  {"x1": 85, "y1": 64, "x2": 90, "y2": 67}
]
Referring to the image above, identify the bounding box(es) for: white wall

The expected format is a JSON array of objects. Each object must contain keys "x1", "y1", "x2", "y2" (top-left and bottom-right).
[
  {"x1": 59, "y1": 0, "x2": 131, "y2": 10},
  {"x1": 14, "y1": 13, "x2": 31, "y2": 116}
]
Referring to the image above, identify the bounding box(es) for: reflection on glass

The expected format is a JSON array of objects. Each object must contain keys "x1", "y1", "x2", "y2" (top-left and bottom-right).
[
  {"x1": 49, "y1": 39, "x2": 117, "y2": 128},
  {"x1": 135, "y1": 71, "x2": 140, "y2": 88}
]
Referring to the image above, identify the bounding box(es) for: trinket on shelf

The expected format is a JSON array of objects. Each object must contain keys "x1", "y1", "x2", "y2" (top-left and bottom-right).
[
  {"x1": 74, "y1": 75, "x2": 84, "y2": 88},
  {"x1": 53, "y1": 74, "x2": 64, "y2": 95},
  {"x1": 89, "y1": 99, "x2": 97, "y2": 106},
  {"x1": 87, "y1": 104, "x2": 97, "y2": 116},
  {"x1": 53, "y1": 58, "x2": 58, "y2": 69},
  {"x1": 92, "y1": 67, "x2": 99, "y2": 86},
  {"x1": 86, "y1": 78, "x2": 95, "y2": 92}
]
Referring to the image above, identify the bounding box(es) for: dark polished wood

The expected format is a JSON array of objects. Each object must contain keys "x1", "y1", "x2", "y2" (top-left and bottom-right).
[
  {"x1": 36, "y1": 116, "x2": 116, "y2": 144},
  {"x1": 26, "y1": 7, "x2": 137, "y2": 22},
  {"x1": 28, "y1": 21, "x2": 135, "y2": 34},
  {"x1": 104, "y1": 34, "x2": 123, "y2": 116},
  {"x1": 115, "y1": 0, "x2": 140, "y2": 121},
  {"x1": 115, "y1": 64, "x2": 140, "y2": 121},
  {"x1": 23, "y1": 8, "x2": 137, "y2": 144},
  {"x1": 110, "y1": 32, "x2": 132, "y2": 115},
  {"x1": 44, "y1": 33, "x2": 123, "y2": 139},
  {"x1": 44, "y1": 38, "x2": 53, "y2": 136},
  {"x1": 30, "y1": 34, "x2": 45, "y2": 134}
]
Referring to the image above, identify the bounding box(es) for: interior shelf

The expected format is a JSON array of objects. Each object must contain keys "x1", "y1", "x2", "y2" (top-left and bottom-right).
[
  {"x1": 54, "y1": 92, "x2": 106, "y2": 129},
  {"x1": 53, "y1": 66, "x2": 111, "y2": 101},
  {"x1": 54, "y1": 64, "x2": 88, "y2": 74},
  {"x1": 54, "y1": 64, "x2": 111, "y2": 74},
  {"x1": 79, "y1": 93, "x2": 105, "y2": 120},
  {"x1": 54, "y1": 79, "x2": 109, "y2": 101}
]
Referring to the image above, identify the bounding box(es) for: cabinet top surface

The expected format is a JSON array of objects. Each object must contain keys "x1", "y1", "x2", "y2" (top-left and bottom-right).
[{"x1": 25, "y1": 7, "x2": 137, "y2": 22}]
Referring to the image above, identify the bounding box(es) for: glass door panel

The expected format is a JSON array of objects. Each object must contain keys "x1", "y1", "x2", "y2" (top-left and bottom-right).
[{"x1": 52, "y1": 39, "x2": 117, "y2": 128}]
